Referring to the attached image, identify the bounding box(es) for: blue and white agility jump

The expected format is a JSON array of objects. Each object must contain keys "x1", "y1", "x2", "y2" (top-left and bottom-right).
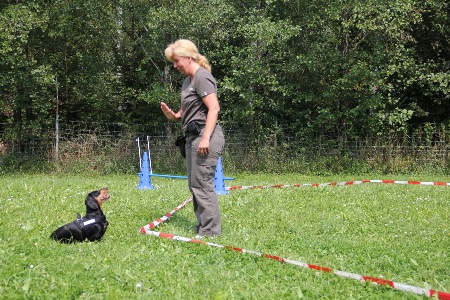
[{"x1": 136, "y1": 136, "x2": 233, "y2": 194}]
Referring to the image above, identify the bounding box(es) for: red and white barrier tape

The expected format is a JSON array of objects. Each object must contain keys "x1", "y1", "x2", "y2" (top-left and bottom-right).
[
  {"x1": 140, "y1": 229, "x2": 450, "y2": 300},
  {"x1": 141, "y1": 197, "x2": 192, "y2": 230},
  {"x1": 139, "y1": 179, "x2": 450, "y2": 299},
  {"x1": 226, "y1": 179, "x2": 450, "y2": 191}
]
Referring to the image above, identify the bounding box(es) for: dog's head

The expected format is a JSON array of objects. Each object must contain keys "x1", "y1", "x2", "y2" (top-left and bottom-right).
[{"x1": 86, "y1": 188, "x2": 110, "y2": 211}]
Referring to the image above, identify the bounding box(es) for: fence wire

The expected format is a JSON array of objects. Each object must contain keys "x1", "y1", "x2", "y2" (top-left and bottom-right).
[{"x1": 0, "y1": 121, "x2": 449, "y2": 174}]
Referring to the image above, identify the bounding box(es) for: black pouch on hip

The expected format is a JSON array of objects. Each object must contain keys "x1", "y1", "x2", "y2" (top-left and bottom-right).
[
  {"x1": 175, "y1": 135, "x2": 186, "y2": 158},
  {"x1": 186, "y1": 121, "x2": 201, "y2": 135}
]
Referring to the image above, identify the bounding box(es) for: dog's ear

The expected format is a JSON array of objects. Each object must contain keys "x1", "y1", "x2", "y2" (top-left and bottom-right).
[
  {"x1": 86, "y1": 196, "x2": 99, "y2": 210},
  {"x1": 86, "y1": 191, "x2": 101, "y2": 210}
]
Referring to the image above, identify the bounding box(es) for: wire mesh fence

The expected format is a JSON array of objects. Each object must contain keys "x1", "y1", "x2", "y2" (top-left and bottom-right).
[{"x1": 0, "y1": 121, "x2": 449, "y2": 174}]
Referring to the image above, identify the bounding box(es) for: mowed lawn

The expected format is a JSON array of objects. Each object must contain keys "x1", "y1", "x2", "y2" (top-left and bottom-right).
[{"x1": 0, "y1": 173, "x2": 449, "y2": 299}]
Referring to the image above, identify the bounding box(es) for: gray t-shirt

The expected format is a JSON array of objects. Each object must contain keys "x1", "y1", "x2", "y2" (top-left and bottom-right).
[{"x1": 180, "y1": 67, "x2": 217, "y2": 130}]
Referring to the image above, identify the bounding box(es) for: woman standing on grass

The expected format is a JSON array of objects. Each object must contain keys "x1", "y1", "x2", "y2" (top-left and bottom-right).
[{"x1": 160, "y1": 39, "x2": 225, "y2": 238}]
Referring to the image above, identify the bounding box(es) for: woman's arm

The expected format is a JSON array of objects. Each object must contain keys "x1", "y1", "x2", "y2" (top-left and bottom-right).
[{"x1": 198, "y1": 93, "x2": 220, "y2": 156}]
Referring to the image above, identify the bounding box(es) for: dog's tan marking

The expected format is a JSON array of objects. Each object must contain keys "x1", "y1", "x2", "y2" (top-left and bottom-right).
[{"x1": 94, "y1": 188, "x2": 110, "y2": 210}]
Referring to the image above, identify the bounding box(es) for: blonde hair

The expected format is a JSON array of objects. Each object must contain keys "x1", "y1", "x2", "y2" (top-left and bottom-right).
[{"x1": 164, "y1": 39, "x2": 211, "y2": 72}]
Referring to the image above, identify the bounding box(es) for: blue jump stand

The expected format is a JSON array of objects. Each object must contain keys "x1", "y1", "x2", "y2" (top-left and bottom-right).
[
  {"x1": 214, "y1": 156, "x2": 228, "y2": 195},
  {"x1": 137, "y1": 152, "x2": 154, "y2": 190}
]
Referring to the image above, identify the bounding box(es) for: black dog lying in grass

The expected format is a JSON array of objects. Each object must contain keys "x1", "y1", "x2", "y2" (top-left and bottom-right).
[{"x1": 50, "y1": 188, "x2": 110, "y2": 243}]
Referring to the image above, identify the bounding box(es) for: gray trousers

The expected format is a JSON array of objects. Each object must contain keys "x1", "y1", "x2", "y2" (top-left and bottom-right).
[{"x1": 185, "y1": 124, "x2": 225, "y2": 237}]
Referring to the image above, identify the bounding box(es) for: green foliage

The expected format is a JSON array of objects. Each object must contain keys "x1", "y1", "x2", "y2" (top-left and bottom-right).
[
  {"x1": 219, "y1": 12, "x2": 301, "y2": 130},
  {"x1": 0, "y1": 3, "x2": 53, "y2": 129},
  {"x1": 1, "y1": 0, "x2": 449, "y2": 161}
]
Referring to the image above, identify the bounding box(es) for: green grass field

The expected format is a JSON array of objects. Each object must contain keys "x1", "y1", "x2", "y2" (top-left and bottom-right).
[{"x1": 0, "y1": 173, "x2": 449, "y2": 299}]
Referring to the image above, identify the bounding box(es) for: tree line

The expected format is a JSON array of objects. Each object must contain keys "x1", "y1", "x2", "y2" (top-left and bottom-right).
[{"x1": 1, "y1": 0, "x2": 449, "y2": 149}]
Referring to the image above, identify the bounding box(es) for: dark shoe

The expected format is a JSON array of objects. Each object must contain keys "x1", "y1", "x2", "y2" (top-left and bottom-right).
[{"x1": 193, "y1": 225, "x2": 200, "y2": 233}]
